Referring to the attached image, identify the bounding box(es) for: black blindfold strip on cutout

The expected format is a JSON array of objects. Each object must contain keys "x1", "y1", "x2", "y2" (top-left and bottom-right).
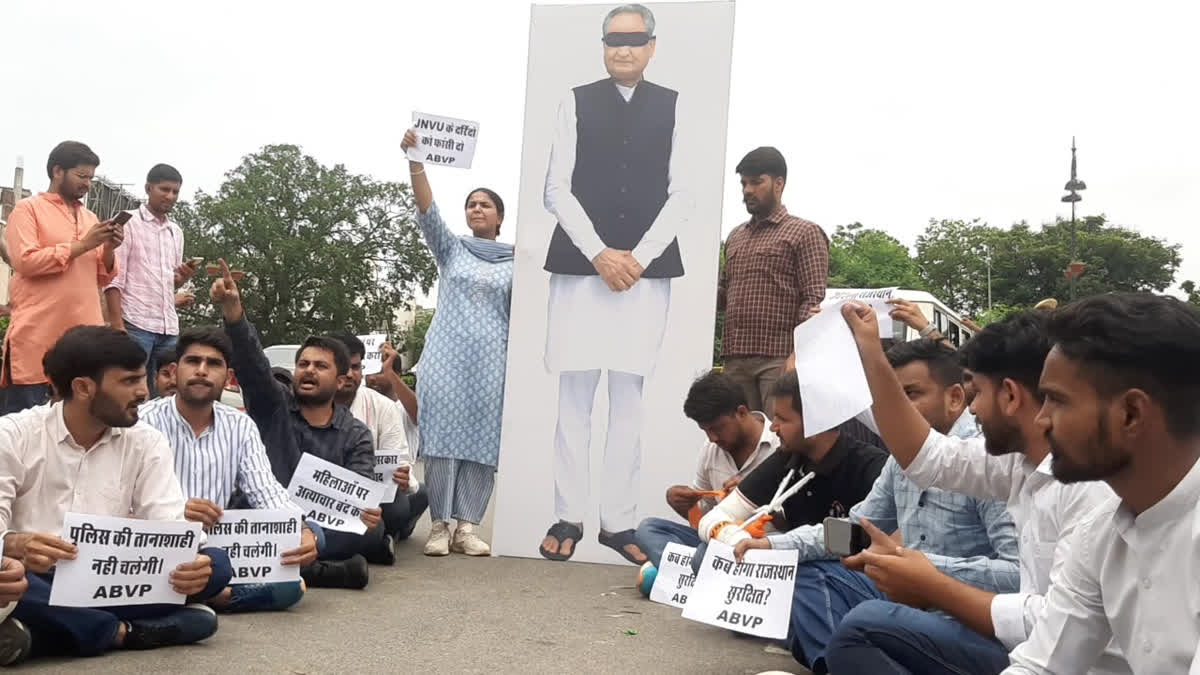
[{"x1": 602, "y1": 31, "x2": 653, "y2": 47}]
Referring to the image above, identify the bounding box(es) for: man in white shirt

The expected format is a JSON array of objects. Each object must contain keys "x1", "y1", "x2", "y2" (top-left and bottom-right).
[
  {"x1": 332, "y1": 334, "x2": 428, "y2": 545},
  {"x1": 539, "y1": 3, "x2": 694, "y2": 565},
  {"x1": 824, "y1": 309, "x2": 1121, "y2": 675},
  {"x1": 633, "y1": 370, "x2": 779, "y2": 569},
  {"x1": 1003, "y1": 293, "x2": 1200, "y2": 674},
  {"x1": 141, "y1": 326, "x2": 322, "y2": 609},
  {"x1": 0, "y1": 326, "x2": 228, "y2": 664}
]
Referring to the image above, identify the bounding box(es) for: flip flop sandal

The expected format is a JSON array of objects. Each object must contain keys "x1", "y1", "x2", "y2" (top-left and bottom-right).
[
  {"x1": 539, "y1": 521, "x2": 584, "y2": 561},
  {"x1": 598, "y1": 529, "x2": 648, "y2": 565}
]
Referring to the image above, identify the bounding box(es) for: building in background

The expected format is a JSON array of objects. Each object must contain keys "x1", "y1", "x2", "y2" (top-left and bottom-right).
[{"x1": 1, "y1": 158, "x2": 33, "y2": 308}]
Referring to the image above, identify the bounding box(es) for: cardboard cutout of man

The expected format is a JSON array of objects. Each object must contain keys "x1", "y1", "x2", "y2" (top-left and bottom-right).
[{"x1": 540, "y1": 3, "x2": 693, "y2": 563}]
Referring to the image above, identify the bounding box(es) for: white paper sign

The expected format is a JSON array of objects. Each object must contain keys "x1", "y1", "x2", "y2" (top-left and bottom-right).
[
  {"x1": 821, "y1": 288, "x2": 899, "y2": 339},
  {"x1": 49, "y1": 513, "x2": 202, "y2": 608},
  {"x1": 792, "y1": 299, "x2": 875, "y2": 436},
  {"x1": 208, "y1": 510, "x2": 302, "y2": 585},
  {"x1": 372, "y1": 452, "x2": 404, "y2": 503},
  {"x1": 359, "y1": 333, "x2": 388, "y2": 376},
  {"x1": 681, "y1": 540, "x2": 798, "y2": 639},
  {"x1": 406, "y1": 112, "x2": 479, "y2": 169},
  {"x1": 649, "y1": 542, "x2": 698, "y2": 608},
  {"x1": 286, "y1": 453, "x2": 386, "y2": 535}
]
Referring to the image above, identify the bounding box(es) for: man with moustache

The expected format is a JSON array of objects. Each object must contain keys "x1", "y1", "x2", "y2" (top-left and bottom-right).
[
  {"x1": 2, "y1": 141, "x2": 124, "y2": 414},
  {"x1": 1003, "y1": 294, "x2": 1200, "y2": 674},
  {"x1": 140, "y1": 327, "x2": 320, "y2": 611},
  {"x1": 719, "y1": 146, "x2": 828, "y2": 414},
  {"x1": 103, "y1": 164, "x2": 200, "y2": 396},
  {"x1": 0, "y1": 326, "x2": 229, "y2": 663},
  {"x1": 540, "y1": 2, "x2": 695, "y2": 564},
  {"x1": 210, "y1": 260, "x2": 385, "y2": 588},
  {"x1": 823, "y1": 309, "x2": 1122, "y2": 675}
]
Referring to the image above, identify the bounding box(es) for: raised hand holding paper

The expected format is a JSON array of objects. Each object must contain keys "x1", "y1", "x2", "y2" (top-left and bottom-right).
[
  {"x1": 792, "y1": 299, "x2": 874, "y2": 435},
  {"x1": 286, "y1": 453, "x2": 386, "y2": 534},
  {"x1": 821, "y1": 288, "x2": 898, "y2": 338},
  {"x1": 359, "y1": 333, "x2": 388, "y2": 376},
  {"x1": 406, "y1": 112, "x2": 479, "y2": 169},
  {"x1": 49, "y1": 513, "x2": 202, "y2": 608}
]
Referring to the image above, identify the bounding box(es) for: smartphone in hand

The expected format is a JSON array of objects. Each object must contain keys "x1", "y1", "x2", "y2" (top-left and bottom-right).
[
  {"x1": 112, "y1": 211, "x2": 134, "y2": 226},
  {"x1": 824, "y1": 517, "x2": 870, "y2": 557}
]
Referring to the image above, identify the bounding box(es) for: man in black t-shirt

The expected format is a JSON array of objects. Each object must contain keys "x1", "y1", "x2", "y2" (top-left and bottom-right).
[{"x1": 693, "y1": 370, "x2": 887, "y2": 572}]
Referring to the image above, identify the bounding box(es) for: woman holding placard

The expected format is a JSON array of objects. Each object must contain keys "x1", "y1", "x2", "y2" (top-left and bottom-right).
[{"x1": 401, "y1": 129, "x2": 513, "y2": 557}]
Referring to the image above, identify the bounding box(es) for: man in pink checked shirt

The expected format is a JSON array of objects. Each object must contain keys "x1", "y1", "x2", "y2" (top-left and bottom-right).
[{"x1": 103, "y1": 164, "x2": 200, "y2": 396}]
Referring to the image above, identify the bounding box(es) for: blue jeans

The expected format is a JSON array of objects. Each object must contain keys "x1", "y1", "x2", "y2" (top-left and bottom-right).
[
  {"x1": 788, "y1": 561, "x2": 886, "y2": 672},
  {"x1": 824, "y1": 599, "x2": 1011, "y2": 675},
  {"x1": 124, "y1": 322, "x2": 177, "y2": 397},
  {"x1": 634, "y1": 517, "x2": 700, "y2": 568},
  {"x1": 13, "y1": 546, "x2": 232, "y2": 657},
  {"x1": 307, "y1": 521, "x2": 383, "y2": 561},
  {"x1": 0, "y1": 383, "x2": 50, "y2": 415},
  {"x1": 381, "y1": 485, "x2": 429, "y2": 541}
]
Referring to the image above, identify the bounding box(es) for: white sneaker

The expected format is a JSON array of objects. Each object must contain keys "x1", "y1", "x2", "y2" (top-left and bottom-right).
[
  {"x1": 450, "y1": 522, "x2": 491, "y2": 556},
  {"x1": 424, "y1": 520, "x2": 451, "y2": 556}
]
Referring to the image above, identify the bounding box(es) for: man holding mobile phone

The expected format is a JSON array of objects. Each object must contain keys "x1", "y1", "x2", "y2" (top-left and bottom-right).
[
  {"x1": 103, "y1": 163, "x2": 195, "y2": 396},
  {"x1": 2, "y1": 141, "x2": 123, "y2": 415}
]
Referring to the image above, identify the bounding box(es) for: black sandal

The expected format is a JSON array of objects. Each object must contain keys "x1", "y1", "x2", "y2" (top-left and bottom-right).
[
  {"x1": 539, "y1": 521, "x2": 583, "y2": 561},
  {"x1": 598, "y1": 529, "x2": 647, "y2": 565}
]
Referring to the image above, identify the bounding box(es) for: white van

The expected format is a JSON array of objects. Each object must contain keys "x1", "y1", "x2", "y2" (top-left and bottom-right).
[{"x1": 824, "y1": 288, "x2": 976, "y2": 348}]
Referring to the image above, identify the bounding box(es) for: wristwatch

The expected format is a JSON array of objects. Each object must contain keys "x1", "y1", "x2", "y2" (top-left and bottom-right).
[{"x1": 919, "y1": 324, "x2": 936, "y2": 338}]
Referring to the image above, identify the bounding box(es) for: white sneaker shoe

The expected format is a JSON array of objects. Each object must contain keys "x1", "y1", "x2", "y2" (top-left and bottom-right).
[
  {"x1": 424, "y1": 520, "x2": 451, "y2": 556},
  {"x1": 450, "y1": 522, "x2": 491, "y2": 556}
]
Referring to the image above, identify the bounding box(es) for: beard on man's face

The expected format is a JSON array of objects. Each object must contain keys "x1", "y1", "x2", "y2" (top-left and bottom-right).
[
  {"x1": 90, "y1": 389, "x2": 143, "y2": 428},
  {"x1": 979, "y1": 415, "x2": 1022, "y2": 456},
  {"x1": 1047, "y1": 425, "x2": 1131, "y2": 484},
  {"x1": 177, "y1": 376, "x2": 221, "y2": 406},
  {"x1": 294, "y1": 373, "x2": 337, "y2": 406}
]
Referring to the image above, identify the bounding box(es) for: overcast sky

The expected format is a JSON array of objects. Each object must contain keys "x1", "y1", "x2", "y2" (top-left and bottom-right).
[{"x1": 5, "y1": 0, "x2": 1198, "y2": 305}]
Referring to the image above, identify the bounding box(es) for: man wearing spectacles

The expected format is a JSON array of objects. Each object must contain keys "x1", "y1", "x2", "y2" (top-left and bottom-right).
[
  {"x1": 2, "y1": 141, "x2": 124, "y2": 415},
  {"x1": 540, "y1": 3, "x2": 694, "y2": 564}
]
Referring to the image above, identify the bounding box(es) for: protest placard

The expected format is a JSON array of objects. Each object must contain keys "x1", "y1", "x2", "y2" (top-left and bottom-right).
[
  {"x1": 372, "y1": 451, "x2": 404, "y2": 503},
  {"x1": 793, "y1": 300, "x2": 874, "y2": 436},
  {"x1": 406, "y1": 112, "x2": 480, "y2": 169},
  {"x1": 359, "y1": 333, "x2": 387, "y2": 376},
  {"x1": 49, "y1": 513, "x2": 202, "y2": 608},
  {"x1": 649, "y1": 542, "x2": 698, "y2": 608},
  {"x1": 287, "y1": 453, "x2": 386, "y2": 534},
  {"x1": 208, "y1": 510, "x2": 302, "y2": 585},
  {"x1": 821, "y1": 287, "x2": 899, "y2": 338},
  {"x1": 681, "y1": 540, "x2": 798, "y2": 639}
]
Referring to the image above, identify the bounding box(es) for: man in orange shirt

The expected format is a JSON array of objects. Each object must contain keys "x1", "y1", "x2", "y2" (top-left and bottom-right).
[{"x1": 1, "y1": 141, "x2": 123, "y2": 415}]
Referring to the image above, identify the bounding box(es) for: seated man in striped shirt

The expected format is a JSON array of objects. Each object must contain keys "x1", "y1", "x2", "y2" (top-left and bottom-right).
[{"x1": 140, "y1": 327, "x2": 320, "y2": 611}]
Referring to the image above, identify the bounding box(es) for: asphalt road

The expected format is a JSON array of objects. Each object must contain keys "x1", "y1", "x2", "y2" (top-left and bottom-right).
[{"x1": 19, "y1": 517, "x2": 807, "y2": 674}]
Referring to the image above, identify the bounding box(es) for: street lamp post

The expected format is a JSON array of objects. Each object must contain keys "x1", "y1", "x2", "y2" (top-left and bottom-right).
[{"x1": 1061, "y1": 137, "x2": 1087, "y2": 300}]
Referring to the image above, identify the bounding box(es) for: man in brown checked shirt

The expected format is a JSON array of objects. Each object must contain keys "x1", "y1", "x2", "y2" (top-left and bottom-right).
[{"x1": 718, "y1": 147, "x2": 829, "y2": 415}]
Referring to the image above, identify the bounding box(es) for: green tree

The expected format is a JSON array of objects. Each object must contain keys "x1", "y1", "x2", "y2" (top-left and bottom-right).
[
  {"x1": 1181, "y1": 280, "x2": 1200, "y2": 306},
  {"x1": 974, "y1": 303, "x2": 1022, "y2": 327},
  {"x1": 398, "y1": 308, "x2": 434, "y2": 369},
  {"x1": 713, "y1": 243, "x2": 725, "y2": 366},
  {"x1": 917, "y1": 215, "x2": 1181, "y2": 317},
  {"x1": 828, "y1": 223, "x2": 924, "y2": 290},
  {"x1": 177, "y1": 145, "x2": 438, "y2": 345}
]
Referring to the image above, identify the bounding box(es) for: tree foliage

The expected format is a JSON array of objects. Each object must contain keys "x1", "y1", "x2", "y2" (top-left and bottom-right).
[
  {"x1": 176, "y1": 145, "x2": 438, "y2": 346},
  {"x1": 828, "y1": 223, "x2": 925, "y2": 290},
  {"x1": 398, "y1": 308, "x2": 434, "y2": 369}
]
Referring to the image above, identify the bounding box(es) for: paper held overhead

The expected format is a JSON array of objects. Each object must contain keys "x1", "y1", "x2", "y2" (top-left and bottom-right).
[
  {"x1": 820, "y1": 287, "x2": 898, "y2": 339},
  {"x1": 406, "y1": 112, "x2": 480, "y2": 169},
  {"x1": 791, "y1": 300, "x2": 874, "y2": 436}
]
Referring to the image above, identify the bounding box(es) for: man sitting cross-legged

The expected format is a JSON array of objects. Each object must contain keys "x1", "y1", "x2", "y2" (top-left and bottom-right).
[
  {"x1": 210, "y1": 259, "x2": 386, "y2": 589},
  {"x1": 633, "y1": 370, "x2": 780, "y2": 569},
  {"x1": 140, "y1": 326, "x2": 320, "y2": 613},
  {"x1": 736, "y1": 339, "x2": 1020, "y2": 673},
  {"x1": 0, "y1": 326, "x2": 231, "y2": 664},
  {"x1": 331, "y1": 333, "x2": 429, "y2": 545}
]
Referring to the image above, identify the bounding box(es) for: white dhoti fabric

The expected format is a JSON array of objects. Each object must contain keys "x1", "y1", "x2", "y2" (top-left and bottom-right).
[
  {"x1": 544, "y1": 275, "x2": 671, "y2": 376},
  {"x1": 545, "y1": 274, "x2": 671, "y2": 533}
]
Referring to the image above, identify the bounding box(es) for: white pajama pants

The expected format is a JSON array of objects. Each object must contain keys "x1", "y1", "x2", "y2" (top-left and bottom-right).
[{"x1": 553, "y1": 369, "x2": 643, "y2": 532}]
